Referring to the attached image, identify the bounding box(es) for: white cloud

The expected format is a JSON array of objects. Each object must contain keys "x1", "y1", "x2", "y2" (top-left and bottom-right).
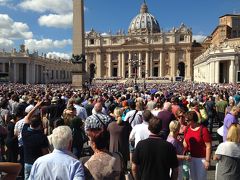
[
  {"x1": 38, "y1": 13, "x2": 72, "y2": 28},
  {"x1": 0, "y1": 0, "x2": 8, "y2": 5},
  {"x1": 47, "y1": 52, "x2": 71, "y2": 59},
  {"x1": 0, "y1": 14, "x2": 33, "y2": 40},
  {"x1": 0, "y1": 38, "x2": 14, "y2": 50},
  {"x1": 19, "y1": 0, "x2": 72, "y2": 14},
  {"x1": 24, "y1": 38, "x2": 72, "y2": 51},
  {"x1": 192, "y1": 34, "x2": 206, "y2": 42}
]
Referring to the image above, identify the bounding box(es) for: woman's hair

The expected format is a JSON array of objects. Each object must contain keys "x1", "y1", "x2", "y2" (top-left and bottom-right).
[
  {"x1": 0, "y1": 98, "x2": 8, "y2": 109},
  {"x1": 185, "y1": 111, "x2": 198, "y2": 123},
  {"x1": 114, "y1": 107, "x2": 122, "y2": 124},
  {"x1": 87, "y1": 129, "x2": 109, "y2": 150},
  {"x1": 230, "y1": 106, "x2": 239, "y2": 115},
  {"x1": 52, "y1": 126, "x2": 72, "y2": 150},
  {"x1": 169, "y1": 120, "x2": 181, "y2": 134},
  {"x1": 63, "y1": 106, "x2": 76, "y2": 126},
  {"x1": 176, "y1": 108, "x2": 185, "y2": 118},
  {"x1": 227, "y1": 124, "x2": 240, "y2": 143}
]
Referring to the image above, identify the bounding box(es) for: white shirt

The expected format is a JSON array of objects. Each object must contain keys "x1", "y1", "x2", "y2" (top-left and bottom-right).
[
  {"x1": 29, "y1": 149, "x2": 85, "y2": 180},
  {"x1": 14, "y1": 118, "x2": 25, "y2": 147},
  {"x1": 124, "y1": 110, "x2": 143, "y2": 128},
  {"x1": 74, "y1": 104, "x2": 88, "y2": 120},
  {"x1": 129, "y1": 121, "x2": 150, "y2": 147}
]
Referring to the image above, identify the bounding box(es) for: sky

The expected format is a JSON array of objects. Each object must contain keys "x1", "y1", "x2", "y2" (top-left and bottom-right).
[{"x1": 0, "y1": 0, "x2": 240, "y2": 59}]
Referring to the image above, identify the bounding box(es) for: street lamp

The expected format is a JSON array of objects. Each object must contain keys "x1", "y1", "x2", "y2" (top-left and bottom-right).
[{"x1": 128, "y1": 52, "x2": 142, "y2": 91}]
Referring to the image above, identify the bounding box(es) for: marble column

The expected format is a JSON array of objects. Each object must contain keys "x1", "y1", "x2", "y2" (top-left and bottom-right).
[
  {"x1": 170, "y1": 51, "x2": 176, "y2": 77},
  {"x1": 35, "y1": 65, "x2": 39, "y2": 83},
  {"x1": 145, "y1": 51, "x2": 149, "y2": 77},
  {"x1": 186, "y1": 49, "x2": 191, "y2": 79},
  {"x1": 209, "y1": 62, "x2": 215, "y2": 83},
  {"x1": 229, "y1": 60, "x2": 235, "y2": 83},
  {"x1": 13, "y1": 63, "x2": 17, "y2": 83},
  {"x1": 118, "y1": 52, "x2": 122, "y2": 77},
  {"x1": 215, "y1": 61, "x2": 220, "y2": 83},
  {"x1": 138, "y1": 52, "x2": 142, "y2": 78},
  {"x1": 85, "y1": 54, "x2": 89, "y2": 72},
  {"x1": 159, "y1": 51, "x2": 164, "y2": 77},
  {"x1": 149, "y1": 51, "x2": 153, "y2": 77},
  {"x1": 208, "y1": 63, "x2": 211, "y2": 83},
  {"x1": 26, "y1": 63, "x2": 30, "y2": 84},
  {"x1": 96, "y1": 52, "x2": 102, "y2": 78},
  {"x1": 108, "y1": 53, "x2": 112, "y2": 77},
  {"x1": 128, "y1": 52, "x2": 132, "y2": 78},
  {"x1": 32, "y1": 63, "x2": 36, "y2": 84},
  {"x1": 121, "y1": 52, "x2": 125, "y2": 78}
]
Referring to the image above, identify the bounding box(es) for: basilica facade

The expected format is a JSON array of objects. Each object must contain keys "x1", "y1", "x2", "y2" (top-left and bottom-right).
[{"x1": 84, "y1": 2, "x2": 194, "y2": 81}]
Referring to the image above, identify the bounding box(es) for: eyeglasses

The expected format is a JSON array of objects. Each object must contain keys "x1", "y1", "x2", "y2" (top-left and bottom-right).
[{"x1": 177, "y1": 116, "x2": 184, "y2": 119}]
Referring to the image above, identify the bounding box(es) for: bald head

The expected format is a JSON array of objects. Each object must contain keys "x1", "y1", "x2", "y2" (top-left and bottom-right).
[
  {"x1": 163, "y1": 102, "x2": 172, "y2": 111},
  {"x1": 94, "y1": 102, "x2": 103, "y2": 113}
]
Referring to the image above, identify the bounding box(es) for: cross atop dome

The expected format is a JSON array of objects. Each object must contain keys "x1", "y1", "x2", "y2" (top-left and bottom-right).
[{"x1": 140, "y1": 0, "x2": 148, "y2": 14}]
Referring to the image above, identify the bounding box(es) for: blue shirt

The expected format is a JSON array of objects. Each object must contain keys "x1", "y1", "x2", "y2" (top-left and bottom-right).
[{"x1": 29, "y1": 149, "x2": 85, "y2": 180}]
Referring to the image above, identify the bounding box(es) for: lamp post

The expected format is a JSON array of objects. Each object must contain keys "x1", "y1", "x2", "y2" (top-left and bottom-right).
[{"x1": 128, "y1": 53, "x2": 142, "y2": 91}]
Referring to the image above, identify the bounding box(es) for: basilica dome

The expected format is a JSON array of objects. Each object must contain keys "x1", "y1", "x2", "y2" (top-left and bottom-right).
[{"x1": 128, "y1": 2, "x2": 160, "y2": 35}]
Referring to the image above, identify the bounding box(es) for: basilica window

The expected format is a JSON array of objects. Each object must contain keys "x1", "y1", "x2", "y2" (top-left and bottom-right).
[
  {"x1": 112, "y1": 38, "x2": 117, "y2": 44},
  {"x1": 90, "y1": 39, "x2": 95, "y2": 45},
  {"x1": 165, "y1": 37, "x2": 170, "y2": 42},
  {"x1": 103, "y1": 40, "x2": 107, "y2": 44},
  {"x1": 153, "y1": 37, "x2": 158, "y2": 42},
  {"x1": 180, "y1": 35, "x2": 185, "y2": 41}
]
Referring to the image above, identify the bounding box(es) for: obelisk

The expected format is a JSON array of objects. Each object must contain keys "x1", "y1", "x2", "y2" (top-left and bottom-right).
[{"x1": 72, "y1": 0, "x2": 86, "y2": 88}]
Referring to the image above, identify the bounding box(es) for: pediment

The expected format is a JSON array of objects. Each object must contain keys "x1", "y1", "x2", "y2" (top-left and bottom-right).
[{"x1": 121, "y1": 38, "x2": 147, "y2": 46}]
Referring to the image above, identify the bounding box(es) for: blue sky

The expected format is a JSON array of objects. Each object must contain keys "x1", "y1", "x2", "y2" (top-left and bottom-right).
[{"x1": 0, "y1": 0, "x2": 240, "y2": 59}]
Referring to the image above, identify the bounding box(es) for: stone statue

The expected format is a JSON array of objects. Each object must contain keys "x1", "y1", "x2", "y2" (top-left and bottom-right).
[{"x1": 71, "y1": 54, "x2": 86, "y2": 64}]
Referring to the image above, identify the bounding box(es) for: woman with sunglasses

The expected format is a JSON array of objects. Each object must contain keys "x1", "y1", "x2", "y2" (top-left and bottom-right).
[{"x1": 183, "y1": 111, "x2": 212, "y2": 180}]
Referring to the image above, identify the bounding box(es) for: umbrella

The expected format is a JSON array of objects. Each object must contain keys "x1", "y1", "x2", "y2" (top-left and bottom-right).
[{"x1": 150, "y1": 89, "x2": 157, "y2": 94}]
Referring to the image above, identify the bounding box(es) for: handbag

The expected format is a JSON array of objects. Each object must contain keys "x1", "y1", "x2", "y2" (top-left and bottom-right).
[{"x1": 114, "y1": 152, "x2": 134, "y2": 180}]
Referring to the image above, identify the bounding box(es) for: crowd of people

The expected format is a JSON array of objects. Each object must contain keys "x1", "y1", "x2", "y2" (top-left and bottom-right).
[{"x1": 0, "y1": 82, "x2": 240, "y2": 180}]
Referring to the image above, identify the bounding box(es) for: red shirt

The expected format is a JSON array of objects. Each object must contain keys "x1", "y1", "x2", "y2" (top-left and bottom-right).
[{"x1": 184, "y1": 126, "x2": 211, "y2": 158}]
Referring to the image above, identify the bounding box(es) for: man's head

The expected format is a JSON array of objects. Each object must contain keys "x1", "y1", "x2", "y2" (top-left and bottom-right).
[
  {"x1": 52, "y1": 126, "x2": 72, "y2": 151},
  {"x1": 142, "y1": 110, "x2": 152, "y2": 123},
  {"x1": 163, "y1": 102, "x2": 172, "y2": 111},
  {"x1": 30, "y1": 116, "x2": 42, "y2": 129},
  {"x1": 94, "y1": 102, "x2": 102, "y2": 113},
  {"x1": 148, "y1": 117, "x2": 162, "y2": 135}
]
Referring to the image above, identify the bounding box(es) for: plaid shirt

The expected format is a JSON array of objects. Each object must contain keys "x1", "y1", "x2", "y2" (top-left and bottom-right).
[{"x1": 85, "y1": 113, "x2": 112, "y2": 131}]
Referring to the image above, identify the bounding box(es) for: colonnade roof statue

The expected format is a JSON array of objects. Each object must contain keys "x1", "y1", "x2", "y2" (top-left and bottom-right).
[{"x1": 128, "y1": 0, "x2": 160, "y2": 35}]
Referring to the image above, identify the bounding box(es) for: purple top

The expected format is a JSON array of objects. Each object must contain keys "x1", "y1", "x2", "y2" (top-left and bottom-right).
[
  {"x1": 157, "y1": 110, "x2": 175, "y2": 133},
  {"x1": 223, "y1": 113, "x2": 238, "y2": 142},
  {"x1": 167, "y1": 136, "x2": 184, "y2": 165}
]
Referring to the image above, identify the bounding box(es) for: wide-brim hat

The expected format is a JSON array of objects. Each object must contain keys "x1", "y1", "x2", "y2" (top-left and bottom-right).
[{"x1": 51, "y1": 96, "x2": 59, "y2": 103}]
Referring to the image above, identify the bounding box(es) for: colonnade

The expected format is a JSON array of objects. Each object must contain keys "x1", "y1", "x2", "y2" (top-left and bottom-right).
[{"x1": 86, "y1": 49, "x2": 192, "y2": 80}]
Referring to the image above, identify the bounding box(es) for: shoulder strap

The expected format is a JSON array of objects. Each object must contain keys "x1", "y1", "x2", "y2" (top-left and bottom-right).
[
  {"x1": 129, "y1": 110, "x2": 138, "y2": 125},
  {"x1": 113, "y1": 152, "x2": 125, "y2": 171},
  {"x1": 94, "y1": 114, "x2": 107, "y2": 128}
]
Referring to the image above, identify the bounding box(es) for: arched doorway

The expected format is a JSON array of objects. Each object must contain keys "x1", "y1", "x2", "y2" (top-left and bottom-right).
[{"x1": 177, "y1": 62, "x2": 185, "y2": 77}]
